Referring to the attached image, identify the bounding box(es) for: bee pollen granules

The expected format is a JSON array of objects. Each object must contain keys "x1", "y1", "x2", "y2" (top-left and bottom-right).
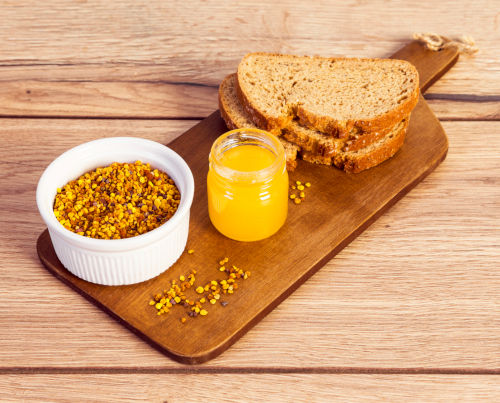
[{"x1": 53, "y1": 160, "x2": 181, "y2": 239}]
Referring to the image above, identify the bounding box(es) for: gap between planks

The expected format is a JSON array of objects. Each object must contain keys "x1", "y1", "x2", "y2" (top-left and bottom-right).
[
  {"x1": 425, "y1": 94, "x2": 500, "y2": 103},
  {"x1": 0, "y1": 117, "x2": 496, "y2": 122},
  {"x1": 0, "y1": 367, "x2": 499, "y2": 375},
  {"x1": 0, "y1": 115, "x2": 207, "y2": 121}
]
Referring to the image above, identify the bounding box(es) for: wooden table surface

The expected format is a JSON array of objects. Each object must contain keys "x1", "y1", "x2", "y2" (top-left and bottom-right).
[{"x1": 1, "y1": 1, "x2": 499, "y2": 401}]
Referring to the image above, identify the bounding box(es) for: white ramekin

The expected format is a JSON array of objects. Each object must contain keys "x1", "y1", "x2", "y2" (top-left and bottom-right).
[{"x1": 36, "y1": 137, "x2": 194, "y2": 286}]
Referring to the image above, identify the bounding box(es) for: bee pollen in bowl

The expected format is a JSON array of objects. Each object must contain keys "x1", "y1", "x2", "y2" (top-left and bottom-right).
[{"x1": 53, "y1": 160, "x2": 181, "y2": 240}]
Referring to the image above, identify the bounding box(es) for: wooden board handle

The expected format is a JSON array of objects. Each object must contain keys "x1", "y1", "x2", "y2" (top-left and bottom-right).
[{"x1": 390, "y1": 40, "x2": 459, "y2": 93}]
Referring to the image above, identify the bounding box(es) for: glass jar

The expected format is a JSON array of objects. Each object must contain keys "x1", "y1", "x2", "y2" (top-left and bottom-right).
[{"x1": 207, "y1": 128, "x2": 289, "y2": 242}]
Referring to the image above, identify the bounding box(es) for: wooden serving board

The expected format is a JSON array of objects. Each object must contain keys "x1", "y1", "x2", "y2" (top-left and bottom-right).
[{"x1": 37, "y1": 41, "x2": 458, "y2": 364}]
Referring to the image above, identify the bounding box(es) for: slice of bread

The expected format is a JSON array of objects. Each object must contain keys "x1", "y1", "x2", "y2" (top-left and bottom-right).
[
  {"x1": 220, "y1": 73, "x2": 409, "y2": 173},
  {"x1": 222, "y1": 73, "x2": 406, "y2": 158},
  {"x1": 237, "y1": 53, "x2": 419, "y2": 137},
  {"x1": 301, "y1": 117, "x2": 409, "y2": 173},
  {"x1": 219, "y1": 74, "x2": 299, "y2": 171}
]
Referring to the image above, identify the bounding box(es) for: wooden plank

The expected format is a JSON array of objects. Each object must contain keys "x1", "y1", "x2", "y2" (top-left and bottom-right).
[
  {"x1": 0, "y1": 77, "x2": 497, "y2": 120},
  {"x1": 0, "y1": 0, "x2": 498, "y2": 119},
  {"x1": 0, "y1": 374, "x2": 499, "y2": 402},
  {"x1": 0, "y1": 80, "x2": 217, "y2": 118},
  {"x1": 1, "y1": 78, "x2": 498, "y2": 120},
  {"x1": 0, "y1": 119, "x2": 498, "y2": 368},
  {"x1": 0, "y1": 0, "x2": 497, "y2": 66},
  {"x1": 426, "y1": 97, "x2": 500, "y2": 121},
  {"x1": 0, "y1": 59, "x2": 498, "y2": 96},
  {"x1": 0, "y1": 66, "x2": 496, "y2": 119}
]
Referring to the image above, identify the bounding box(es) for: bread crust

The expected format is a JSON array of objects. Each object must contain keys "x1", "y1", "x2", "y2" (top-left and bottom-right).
[
  {"x1": 218, "y1": 86, "x2": 239, "y2": 130},
  {"x1": 282, "y1": 128, "x2": 337, "y2": 157},
  {"x1": 340, "y1": 121, "x2": 403, "y2": 152},
  {"x1": 237, "y1": 52, "x2": 419, "y2": 138},
  {"x1": 282, "y1": 115, "x2": 409, "y2": 157},
  {"x1": 301, "y1": 118, "x2": 409, "y2": 173}
]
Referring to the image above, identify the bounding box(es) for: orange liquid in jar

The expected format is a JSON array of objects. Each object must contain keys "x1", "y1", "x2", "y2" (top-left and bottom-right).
[{"x1": 207, "y1": 130, "x2": 288, "y2": 242}]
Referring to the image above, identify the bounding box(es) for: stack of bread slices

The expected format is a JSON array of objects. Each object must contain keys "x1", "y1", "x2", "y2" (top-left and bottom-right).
[{"x1": 219, "y1": 53, "x2": 419, "y2": 172}]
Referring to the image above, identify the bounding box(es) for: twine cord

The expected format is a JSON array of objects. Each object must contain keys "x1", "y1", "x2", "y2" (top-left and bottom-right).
[{"x1": 413, "y1": 32, "x2": 478, "y2": 55}]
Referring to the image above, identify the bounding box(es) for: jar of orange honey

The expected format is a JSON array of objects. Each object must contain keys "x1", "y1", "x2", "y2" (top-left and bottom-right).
[{"x1": 207, "y1": 128, "x2": 289, "y2": 242}]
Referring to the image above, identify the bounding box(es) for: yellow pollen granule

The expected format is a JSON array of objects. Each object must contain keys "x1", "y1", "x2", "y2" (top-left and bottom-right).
[{"x1": 53, "y1": 161, "x2": 180, "y2": 239}]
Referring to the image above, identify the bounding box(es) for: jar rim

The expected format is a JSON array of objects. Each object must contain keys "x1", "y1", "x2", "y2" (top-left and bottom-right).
[{"x1": 209, "y1": 128, "x2": 286, "y2": 182}]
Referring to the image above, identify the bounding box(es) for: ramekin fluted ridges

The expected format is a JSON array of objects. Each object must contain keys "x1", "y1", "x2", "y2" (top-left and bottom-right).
[{"x1": 36, "y1": 137, "x2": 194, "y2": 286}]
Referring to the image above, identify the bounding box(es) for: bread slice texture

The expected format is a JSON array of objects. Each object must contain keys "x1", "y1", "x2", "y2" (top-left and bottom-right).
[
  {"x1": 301, "y1": 117, "x2": 409, "y2": 173},
  {"x1": 220, "y1": 73, "x2": 409, "y2": 172},
  {"x1": 223, "y1": 73, "x2": 407, "y2": 159},
  {"x1": 219, "y1": 74, "x2": 299, "y2": 171},
  {"x1": 237, "y1": 53, "x2": 419, "y2": 137}
]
